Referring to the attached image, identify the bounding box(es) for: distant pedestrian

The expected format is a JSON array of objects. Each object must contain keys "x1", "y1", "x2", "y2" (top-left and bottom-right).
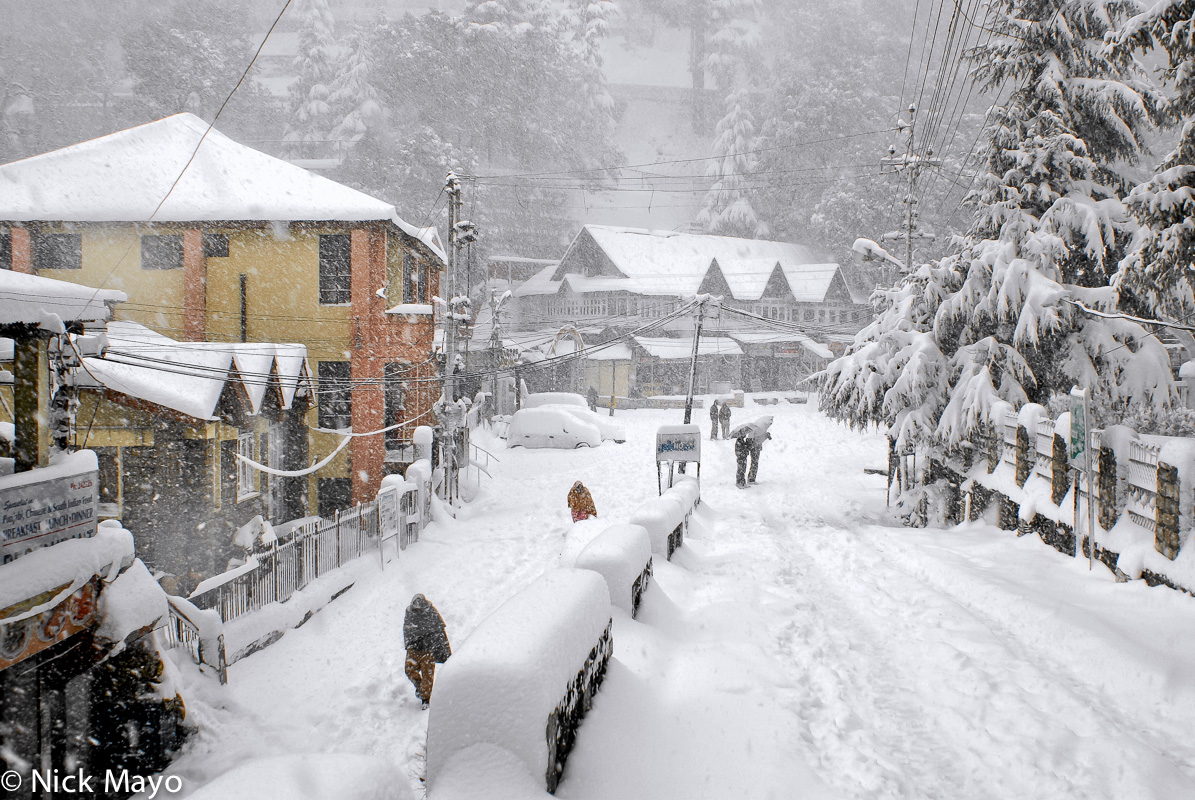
[
  {"x1": 718, "y1": 399, "x2": 732, "y2": 438},
  {"x1": 709, "y1": 399, "x2": 721, "y2": 440},
  {"x1": 404, "y1": 594, "x2": 451, "y2": 709},
  {"x1": 587, "y1": 386, "x2": 599, "y2": 411},
  {"x1": 567, "y1": 480, "x2": 598, "y2": 521}
]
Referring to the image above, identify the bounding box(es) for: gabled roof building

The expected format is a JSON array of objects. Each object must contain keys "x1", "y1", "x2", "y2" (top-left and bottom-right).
[
  {"x1": 511, "y1": 225, "x2": 871, "y2": 394},
  {"x1": 0, "y1": 113, "x2": 446, "y2": 513}
]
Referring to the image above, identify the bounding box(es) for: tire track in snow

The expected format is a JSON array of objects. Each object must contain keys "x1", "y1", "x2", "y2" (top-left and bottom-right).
[{"x1": 776, "y1": 515, "x2": 1195, "y2": 798}]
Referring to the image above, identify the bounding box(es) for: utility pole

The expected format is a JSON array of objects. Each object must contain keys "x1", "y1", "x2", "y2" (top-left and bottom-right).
[
  {"x1": 445, "y1": 172, "x2": 460, "y2": 408},
  {"x1": 440, "y1": 172, "x2": 478, "y2": 505},
  {"x1": 878, "y1": 104, "x2": 941, "y2": 277},
  {"x1": 683, "y1": 296, "x2": 711, "y2": 425}
]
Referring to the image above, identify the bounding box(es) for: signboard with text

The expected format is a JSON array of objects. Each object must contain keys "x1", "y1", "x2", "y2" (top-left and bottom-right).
[
  {"x1": 1, "y1": 469, "x2": 99, "y2": 564},
  {"x1": 1069, "y1": 388, "x2": 1088, "y2": 466},
  {"x1": 656, "y1": 426, "x2": 702, "y2": 463}
]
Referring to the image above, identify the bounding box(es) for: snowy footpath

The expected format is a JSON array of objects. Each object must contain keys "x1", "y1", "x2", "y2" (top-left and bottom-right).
[{"x1": 165, "y1": 402, "x2": 1195, "y2": 799}]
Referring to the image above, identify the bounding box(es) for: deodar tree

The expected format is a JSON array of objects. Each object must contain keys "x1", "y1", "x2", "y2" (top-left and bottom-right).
[
  {"x1": 284, "y1": 0, "x2": 339, "y2": 155},
  {"x1": 1117, "y1": 1, "x2": 1195, "y2": 321},
  {"x1": 820, "y1": 0, "x2": 1173, "y2": 460}
]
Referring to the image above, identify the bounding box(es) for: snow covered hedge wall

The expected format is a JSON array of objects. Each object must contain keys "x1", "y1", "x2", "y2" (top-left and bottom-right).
[
  {"x1": 628, "y1": 476, "x2": 699, "y2": 559},
  {"x1": 425, "y1": 568, "x2": 613, "y2": 793},
  {"x1": 574, "y1": 523, "x2": 653, "y2": 618}
]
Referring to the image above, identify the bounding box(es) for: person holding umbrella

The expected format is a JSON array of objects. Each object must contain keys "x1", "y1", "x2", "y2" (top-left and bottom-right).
[
  {"x1": 747, "y1": 415, "x2": 773, "y2": 484},
  {"x1": 729, "y1": 416, "x2": 773, "y2": 488}
]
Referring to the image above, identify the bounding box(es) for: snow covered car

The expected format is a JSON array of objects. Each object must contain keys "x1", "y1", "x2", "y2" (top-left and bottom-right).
[
  {"x1": 523, "y1": 392, "x2": 589, "y2": 409},
  {"x1": 554, "y1": 405, "x2": 626, "y2": 443},
  {"x1": 523, "y1": 393, "x2": 625, "y2": 442},
  {"x1": 507, "y1": 407, "x2": 602, "y2": 449}
]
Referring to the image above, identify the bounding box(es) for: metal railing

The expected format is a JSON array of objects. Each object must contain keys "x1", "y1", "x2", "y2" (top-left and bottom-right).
[
  {"x1": 1002, "y1": 412, "x2": 1019, "y2": 470},
  {"x1": 1126, "y1": 438, "x2": 1161, "y2": 533},
  {"x1": 186, "y1": 503, "x2": 379, "y2": 623},
  {"x1": 188, "y1": 481, "x2": 430, "y2": 624},
  {"x1": 1034, "y1": 419, "x2": 1055, "y2": 482},
  {"x1": 161, "y1": 595, "x2": 228, "y2": 684}
]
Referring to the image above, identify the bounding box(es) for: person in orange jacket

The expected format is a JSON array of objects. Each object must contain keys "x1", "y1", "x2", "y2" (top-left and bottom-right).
[{"x1": 567, "y1": 481, "x2": 598, "y2": 522}]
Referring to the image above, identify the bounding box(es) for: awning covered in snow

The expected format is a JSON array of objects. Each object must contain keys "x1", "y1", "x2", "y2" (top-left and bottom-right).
[
  {"x1": 81, "y1": 320, "x2": 311, "y2": 420},
  {"x1": 0, "y1": 270, "x2": 125, "y2": 328},
  {"x1": 582, "y1": 342, "x2": 633, "y2": 361},
  {"x1": 632, "y1": 336, "x2": 743, "y2": 360},
  {"x1": 727, "y1": 331, "x2": 833, "y2": 359}
]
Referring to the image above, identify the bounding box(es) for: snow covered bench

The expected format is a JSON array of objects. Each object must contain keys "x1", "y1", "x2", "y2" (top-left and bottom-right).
[
  {"x1": 573, "y1": 523, "x2": 653, "y2": 618},
  {"x1": 629, "y1": 476, "x2": 700, "y2": 559},
  {"x1": 426, "y1": 569, "x2": 613, "y2": 794}
]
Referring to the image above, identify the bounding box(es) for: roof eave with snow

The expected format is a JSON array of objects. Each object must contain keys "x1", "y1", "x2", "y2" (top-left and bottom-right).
[{"x1": 0, "y1": 113, "x2": 445, "y2": 264}]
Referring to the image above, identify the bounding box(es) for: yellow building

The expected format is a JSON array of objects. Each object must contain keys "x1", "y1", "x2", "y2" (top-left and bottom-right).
[{"x1": 0, "y1": 113, "x2": 446, "y2": 516}]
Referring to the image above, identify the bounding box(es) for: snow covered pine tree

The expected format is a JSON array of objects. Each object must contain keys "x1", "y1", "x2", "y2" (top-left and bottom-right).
[
  {"x1": 1117, "y1": 1, "x2": 1195, "y2": 322},
  {"x1": 819, "y1": 0, "x2": 1173, "y2": 520},
  {"x1": 284, "y1": 0, "x2": 340, "y2": 157}
]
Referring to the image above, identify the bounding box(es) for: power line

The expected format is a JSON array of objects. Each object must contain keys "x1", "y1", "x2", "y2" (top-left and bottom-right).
[
  {"x1": 462, "y1": 128, "x2": 900, "y2": 180},
  {"x1": 82, "y1": 0, "x2": 297, "y2": 303}
]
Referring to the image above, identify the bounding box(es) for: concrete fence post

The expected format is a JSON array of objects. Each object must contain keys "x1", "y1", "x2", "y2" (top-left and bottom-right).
[
  {"x1": 1015, "y1": 426, "x2": 1030, "y2": 488},
  {"x1": 1051, "y1": 434, "x2": 1069, "y2": 506},
  {"x1": 1097, "y1": 445, "x2": 1119, "y2": 531},
  {"x1": 1156, "y1": 462, "x2": 1181, "y2": 560}
]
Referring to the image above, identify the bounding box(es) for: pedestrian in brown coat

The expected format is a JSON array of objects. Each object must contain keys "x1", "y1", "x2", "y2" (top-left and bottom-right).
[
  {"x1": 404, "y1": 594, "x2": 451, "y2": 709},
  {"x1": 567, "y1": 481, "x2": 598, "y2": 522}
]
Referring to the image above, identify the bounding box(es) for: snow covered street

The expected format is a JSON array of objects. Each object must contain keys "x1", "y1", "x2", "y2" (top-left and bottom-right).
[{"x1": 170, "y1": 402, "x2": 1195, "y2": 799}]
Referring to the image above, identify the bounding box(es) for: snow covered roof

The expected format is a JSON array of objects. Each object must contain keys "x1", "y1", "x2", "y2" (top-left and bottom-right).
[
  {"x1": 0, "y1": 270, "x2": 125, "y2": 327},
  {"x1": 584, "y1": 342, "x2": 633, "y2": 361},
  {"x1": 80, "y1": 320, "x2": 311, "y2": 420},
  {"x1": 727, "y1": 330, "x2": 833, "y2": 359},
  {"x1": 632, "y1": 335, "x2": 743, "y2": 359},
  {"x1": 556, "y1": 225, "x2": 828, "y2": 298},
  {"x1": 512, "y1": 263, "x2": 562, "y2": 297},
  {"x1": 0, "y1": 113, "x2": 445, "y2": 263},
  {"x1": 778, "y1": 264, "x2": 842, "y2": 303},
  {"x1": 712, "y1": 258, "x2": 777, "y2": 302}
]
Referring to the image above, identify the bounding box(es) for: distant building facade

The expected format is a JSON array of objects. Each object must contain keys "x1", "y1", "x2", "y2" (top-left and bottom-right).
[{"x1": 510, "y1": 225, "x2": 870, "y2": 393}]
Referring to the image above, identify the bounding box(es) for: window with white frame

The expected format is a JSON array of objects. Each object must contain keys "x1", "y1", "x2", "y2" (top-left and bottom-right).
[{"x1": 236, "y1": 431, "x2": 257, "y2": 500}]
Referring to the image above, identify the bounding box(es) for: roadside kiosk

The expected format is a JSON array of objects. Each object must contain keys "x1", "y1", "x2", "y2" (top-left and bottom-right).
[{"x1": 655, "y1": 424, "x2": 701, "y2": 495}]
